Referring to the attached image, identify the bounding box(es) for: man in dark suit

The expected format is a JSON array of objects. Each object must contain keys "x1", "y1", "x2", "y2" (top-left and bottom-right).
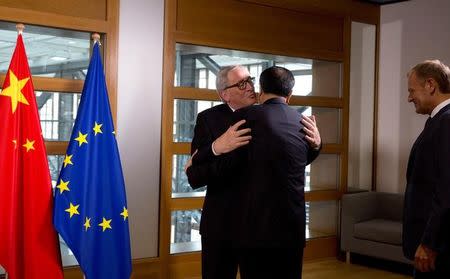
[
  {"x1": 230, "y1": 66, "x2": 320, "y2": 279},
  {"x1": 186, "y1": 65, "x2": 321, "y2": 279},
  {"x1": 186, "y1": 65, "x2": 256, "y2": 279},
  {"x1": 403, "y1": 60, "x2": 450, "y2": 279}
]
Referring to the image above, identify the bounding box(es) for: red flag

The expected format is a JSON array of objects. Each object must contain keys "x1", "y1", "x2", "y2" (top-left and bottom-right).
[{"x1": 0, "y1": 34, "x2": 63, "y2": 278}]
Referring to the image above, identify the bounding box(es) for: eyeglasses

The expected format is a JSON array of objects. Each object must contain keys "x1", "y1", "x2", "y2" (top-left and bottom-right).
[{"x1": 224, "y1": 76, "x2": 255, "y2": 90}]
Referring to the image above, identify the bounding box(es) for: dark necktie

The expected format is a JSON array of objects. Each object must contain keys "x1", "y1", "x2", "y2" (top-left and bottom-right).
[{"x1": 425, "y1": 117, "x2": 432, "y2": 129}]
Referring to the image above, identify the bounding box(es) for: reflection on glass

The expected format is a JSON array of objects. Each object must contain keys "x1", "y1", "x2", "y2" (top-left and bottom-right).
[
  {"x1": 173, "y1": 99, "x2": 222, "y2": 142},
  {"x1": 172, "y1": 155, "x2": 206, "y2": 198},
  {"x1": 0, "y1": 21, "x2": 91, "y2": 79},
  {"x1": 175, "y1": 43, "x2": 341, "y2": 97},
  {"x1": 307, "y1": 154, "x2": 340, "y2": 191},
  {"x1": 47, "y1": 155, "x2": 80, "y2": 267},
  {"x1": 306, "y1": 201, "x2": 337, "y2": 239},
  {"x1": 292, "y1": 106, "x2": 342, "y2": 144},
  {"x1": 37, "y1": 92, "x2": 81, "y2": 141},
  {"x1": 171, "y1": 210, "x2": 202, "y2": 254}
]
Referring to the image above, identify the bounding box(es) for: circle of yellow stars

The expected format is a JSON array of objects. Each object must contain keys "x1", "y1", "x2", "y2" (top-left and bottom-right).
[{"x1": 57, "y1": 121, "x2": 128, "y2": 232}]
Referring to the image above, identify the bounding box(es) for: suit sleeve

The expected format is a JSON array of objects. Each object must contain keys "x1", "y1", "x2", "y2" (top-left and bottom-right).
[
  {"x1": 421, "y1": 116, "x2": 450, "y2": 253},
  {"x1": 187, "y1": 149, "x2": 244, "y2": 188},
  {"x1": 307, "y1": 143, "x2": 322, "y2": 165},
  {"x1": 190, "y1": 112, "x2": 214, "y2": 163},
  {"x1": 187, "y1": 108, "x2": 248, "y2": 188},
  {"x1": 187, "y1": 112, "x2": 215, "y2": 189}
]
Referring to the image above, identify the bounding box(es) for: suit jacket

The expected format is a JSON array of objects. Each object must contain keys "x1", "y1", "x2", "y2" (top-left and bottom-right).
[
  {"x1": 186, "y1": 103, "x2": 237, "y2": 240},
  {"x1": 403, "y1": 103, "x2": 450, "y2": 260},
  {"x1": 231, "y1": 97, "x2": 320, "y2": 248}
]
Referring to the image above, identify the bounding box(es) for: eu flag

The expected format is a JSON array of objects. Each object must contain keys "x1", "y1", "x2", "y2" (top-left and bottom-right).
[{"x1": 53, "y1": 42, "x2": 132, "y2": 279}]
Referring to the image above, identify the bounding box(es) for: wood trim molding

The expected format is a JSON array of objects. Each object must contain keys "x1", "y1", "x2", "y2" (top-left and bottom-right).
[
  {"x1": 0, "y1": 6, "x2": 108, "y2": 32},
  {"x1": 159, "y1": 0, "x2": 179, "y2": 278},
  {"x1": 172, "y1": 87, "x2": 221, "y2": 101},
  {"x1": 0, "y1": 75, "x2": 84, "y2": 93},
  {"x1": 340, "y1": 17, "x2": 351, "y2": 193},
  {"x1": 172, "y1": 87, "x2": 344, "y2": 108},
  {"x1": 170, "y1": 197, "x2": 204, "y2": 210},
  {"x1": 45, "y1": 141, "x2": 69, "y2": 155},
  {"x1": 172, "y1": 142, "x2": 191, "y2": 154},
  {"x1": 174, "y1": 31, "x2": 345, "y2": 62},
  {"x1": 305, "y1": 190, "x2": 341, "y2": 202},
  {"x1": 304, "y1": 237, "x2": 337, "y2": 260}
]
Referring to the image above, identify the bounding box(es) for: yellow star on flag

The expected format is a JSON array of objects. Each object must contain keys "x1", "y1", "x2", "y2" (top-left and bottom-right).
[
  {"x1": 56, "y1": 179, "x2": 70, "y2": 194},
  {"x1": 65, "y1": 203, "x2": 80, "y2": 218},
  {"x1": 93, "y1": 122, "x2": 103, "y2": 136},
  {"x1": 63, "y1": 154, "x2": 73, "y2": 167},
  {"x1": 22, "y1": 138, "x2": 35, "y2": 152},
  {"x1": 12, "y1": 139, "x2": 17, "y2": 149},
  {"x1": 0, "y1": 70, "x2": 30, "y2": 113},
  {"x1": 98, "y1": 217, "x2": 112, "y2": 232},
  {"x1": 84, "y1": 217, "x2": 91, "y2": 231},
  {"x1": 74, "y1": 131, "x2": 88, "y2": 146},
  {"x1": 120, "y1": 207, "x2": 129, "y2": 221}
]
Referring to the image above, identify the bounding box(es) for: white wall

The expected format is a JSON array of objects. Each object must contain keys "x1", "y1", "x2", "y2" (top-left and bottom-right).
[
  {"x1": 117, "y1": 0, "x2": 164, "y2": 258},
  {"x1": 377, "y1": 0, "x2": 450, "y2": 193},
  {"x1": 349, "y1": 22, "x2": 376, "y2": 191}
]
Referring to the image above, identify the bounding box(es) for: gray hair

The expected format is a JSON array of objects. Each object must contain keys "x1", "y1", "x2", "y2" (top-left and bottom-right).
[
  {"x1": 409, "y1": 59, "x2": 450, "y2": 93},
  {"x1": 216, "y1": 65, "x2": 244, "y2": 92}
]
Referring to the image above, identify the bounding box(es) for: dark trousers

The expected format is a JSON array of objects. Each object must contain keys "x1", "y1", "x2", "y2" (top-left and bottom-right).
[
  {"x1": 238, "y1": 246, "x2": 304, "y2": 279},
  {"x1": 414, "y1": 254, "x2": 450, "y2": 279},
  {"x1": 201, "y1": 236, "x2": 238, "y2": 279}
]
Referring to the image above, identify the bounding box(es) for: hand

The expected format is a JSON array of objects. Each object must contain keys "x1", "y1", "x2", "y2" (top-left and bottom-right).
[
  {"x1": 184, "y1": 149, "x2": 198, "y2": 172},
  {"x1": 414, "y1": 244, "x2": 437, "y2": 272},
  {"x1": 213, "y1": 120, "x2": 251, "y2": 155},
  {"x1": 301, "y1": 115, "x2": 321, "y2": 149}
]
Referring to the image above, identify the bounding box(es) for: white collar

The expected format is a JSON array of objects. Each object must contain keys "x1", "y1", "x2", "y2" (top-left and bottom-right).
[
  {"x1": 431, "y1": 98, "x2": 450, "y2": 118},
  {"x1": 227, "y1": 104, "x2": 236, "y2": 112}
]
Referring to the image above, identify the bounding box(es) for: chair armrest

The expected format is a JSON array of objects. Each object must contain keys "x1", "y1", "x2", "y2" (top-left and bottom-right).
[{"x1": 341, "y1": 192, "x2": 378, "y2": 250}]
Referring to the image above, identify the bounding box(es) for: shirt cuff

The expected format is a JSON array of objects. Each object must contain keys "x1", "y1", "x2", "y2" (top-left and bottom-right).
[{"x1": 211, "y1": 141, "x2": 220, "y2": 156}]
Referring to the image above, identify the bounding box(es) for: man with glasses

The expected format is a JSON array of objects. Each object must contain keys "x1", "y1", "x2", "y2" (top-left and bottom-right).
[{"x1": 186, "y1": 65, "x2": 256, "y2": 279}]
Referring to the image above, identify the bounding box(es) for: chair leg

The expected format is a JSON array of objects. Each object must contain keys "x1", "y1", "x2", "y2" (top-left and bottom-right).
[{"x1": 346, "y1": 251, "x2": 351, "y2": 264}]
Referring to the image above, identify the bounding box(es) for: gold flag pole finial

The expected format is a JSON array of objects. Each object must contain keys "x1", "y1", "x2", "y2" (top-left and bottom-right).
[
  {"x1": 16, "y1": 23, "x2": 25, "y2": 34},
  {"x1": 92, "y1": 33, "x2": 101, "y2": 46}
]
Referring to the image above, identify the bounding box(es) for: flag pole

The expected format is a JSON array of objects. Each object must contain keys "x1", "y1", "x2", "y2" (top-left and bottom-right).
[
  {"x1": 79, "y1": 34, "x2": 101, "y2": 279},
  {"x1": 92, "y1": 32, "x2": 101, "y2": 45},
  {"x1": 1, "y1": 22, "x2": 25, "y2": 279},
  {"x1": 3, "y1": 23, "x2": 24, "y2": 279},
  {"x1": 16, "y1": 23, "x2": 25, "y2": 34}
]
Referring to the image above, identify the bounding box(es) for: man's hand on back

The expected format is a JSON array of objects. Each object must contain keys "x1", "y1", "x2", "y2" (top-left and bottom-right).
[{"x1": 213, "y1": 120, "x2": 251, "y2": 155}]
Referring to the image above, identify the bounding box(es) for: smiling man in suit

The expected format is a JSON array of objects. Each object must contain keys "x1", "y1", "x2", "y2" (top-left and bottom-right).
[{"x1": 403, "y1": 60, "x2": 450, "y2": 279}]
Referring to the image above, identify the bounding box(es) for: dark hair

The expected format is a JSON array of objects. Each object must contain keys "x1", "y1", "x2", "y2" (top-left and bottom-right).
[
  {"x1": 259, "y1": 66, "x2": 295, "y2": 97},
  {"x1": 409, "y1": 60, "x2": 450, "y2": 93}
]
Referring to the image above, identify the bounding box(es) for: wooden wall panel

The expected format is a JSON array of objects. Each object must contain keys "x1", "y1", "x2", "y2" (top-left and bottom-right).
[
  {"x1": 176, "y1": 0, "x2": 344, "y2": 58},
  {"x1": 240, "y1": 0, "x2": 379, "y2": 24},
  {"x1": 0, "y1": 0, "x2": 106, "y2": 20}
]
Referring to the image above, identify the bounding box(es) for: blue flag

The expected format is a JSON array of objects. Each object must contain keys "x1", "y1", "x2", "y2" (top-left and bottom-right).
[{"x1": 53, "y1": 42, "x2": 132, "y2": 279}]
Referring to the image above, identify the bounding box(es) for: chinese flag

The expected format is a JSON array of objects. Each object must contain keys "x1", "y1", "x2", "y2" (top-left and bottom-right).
[{"x1": 0, "y1": 34, "x2": 63, "y2": 278}]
